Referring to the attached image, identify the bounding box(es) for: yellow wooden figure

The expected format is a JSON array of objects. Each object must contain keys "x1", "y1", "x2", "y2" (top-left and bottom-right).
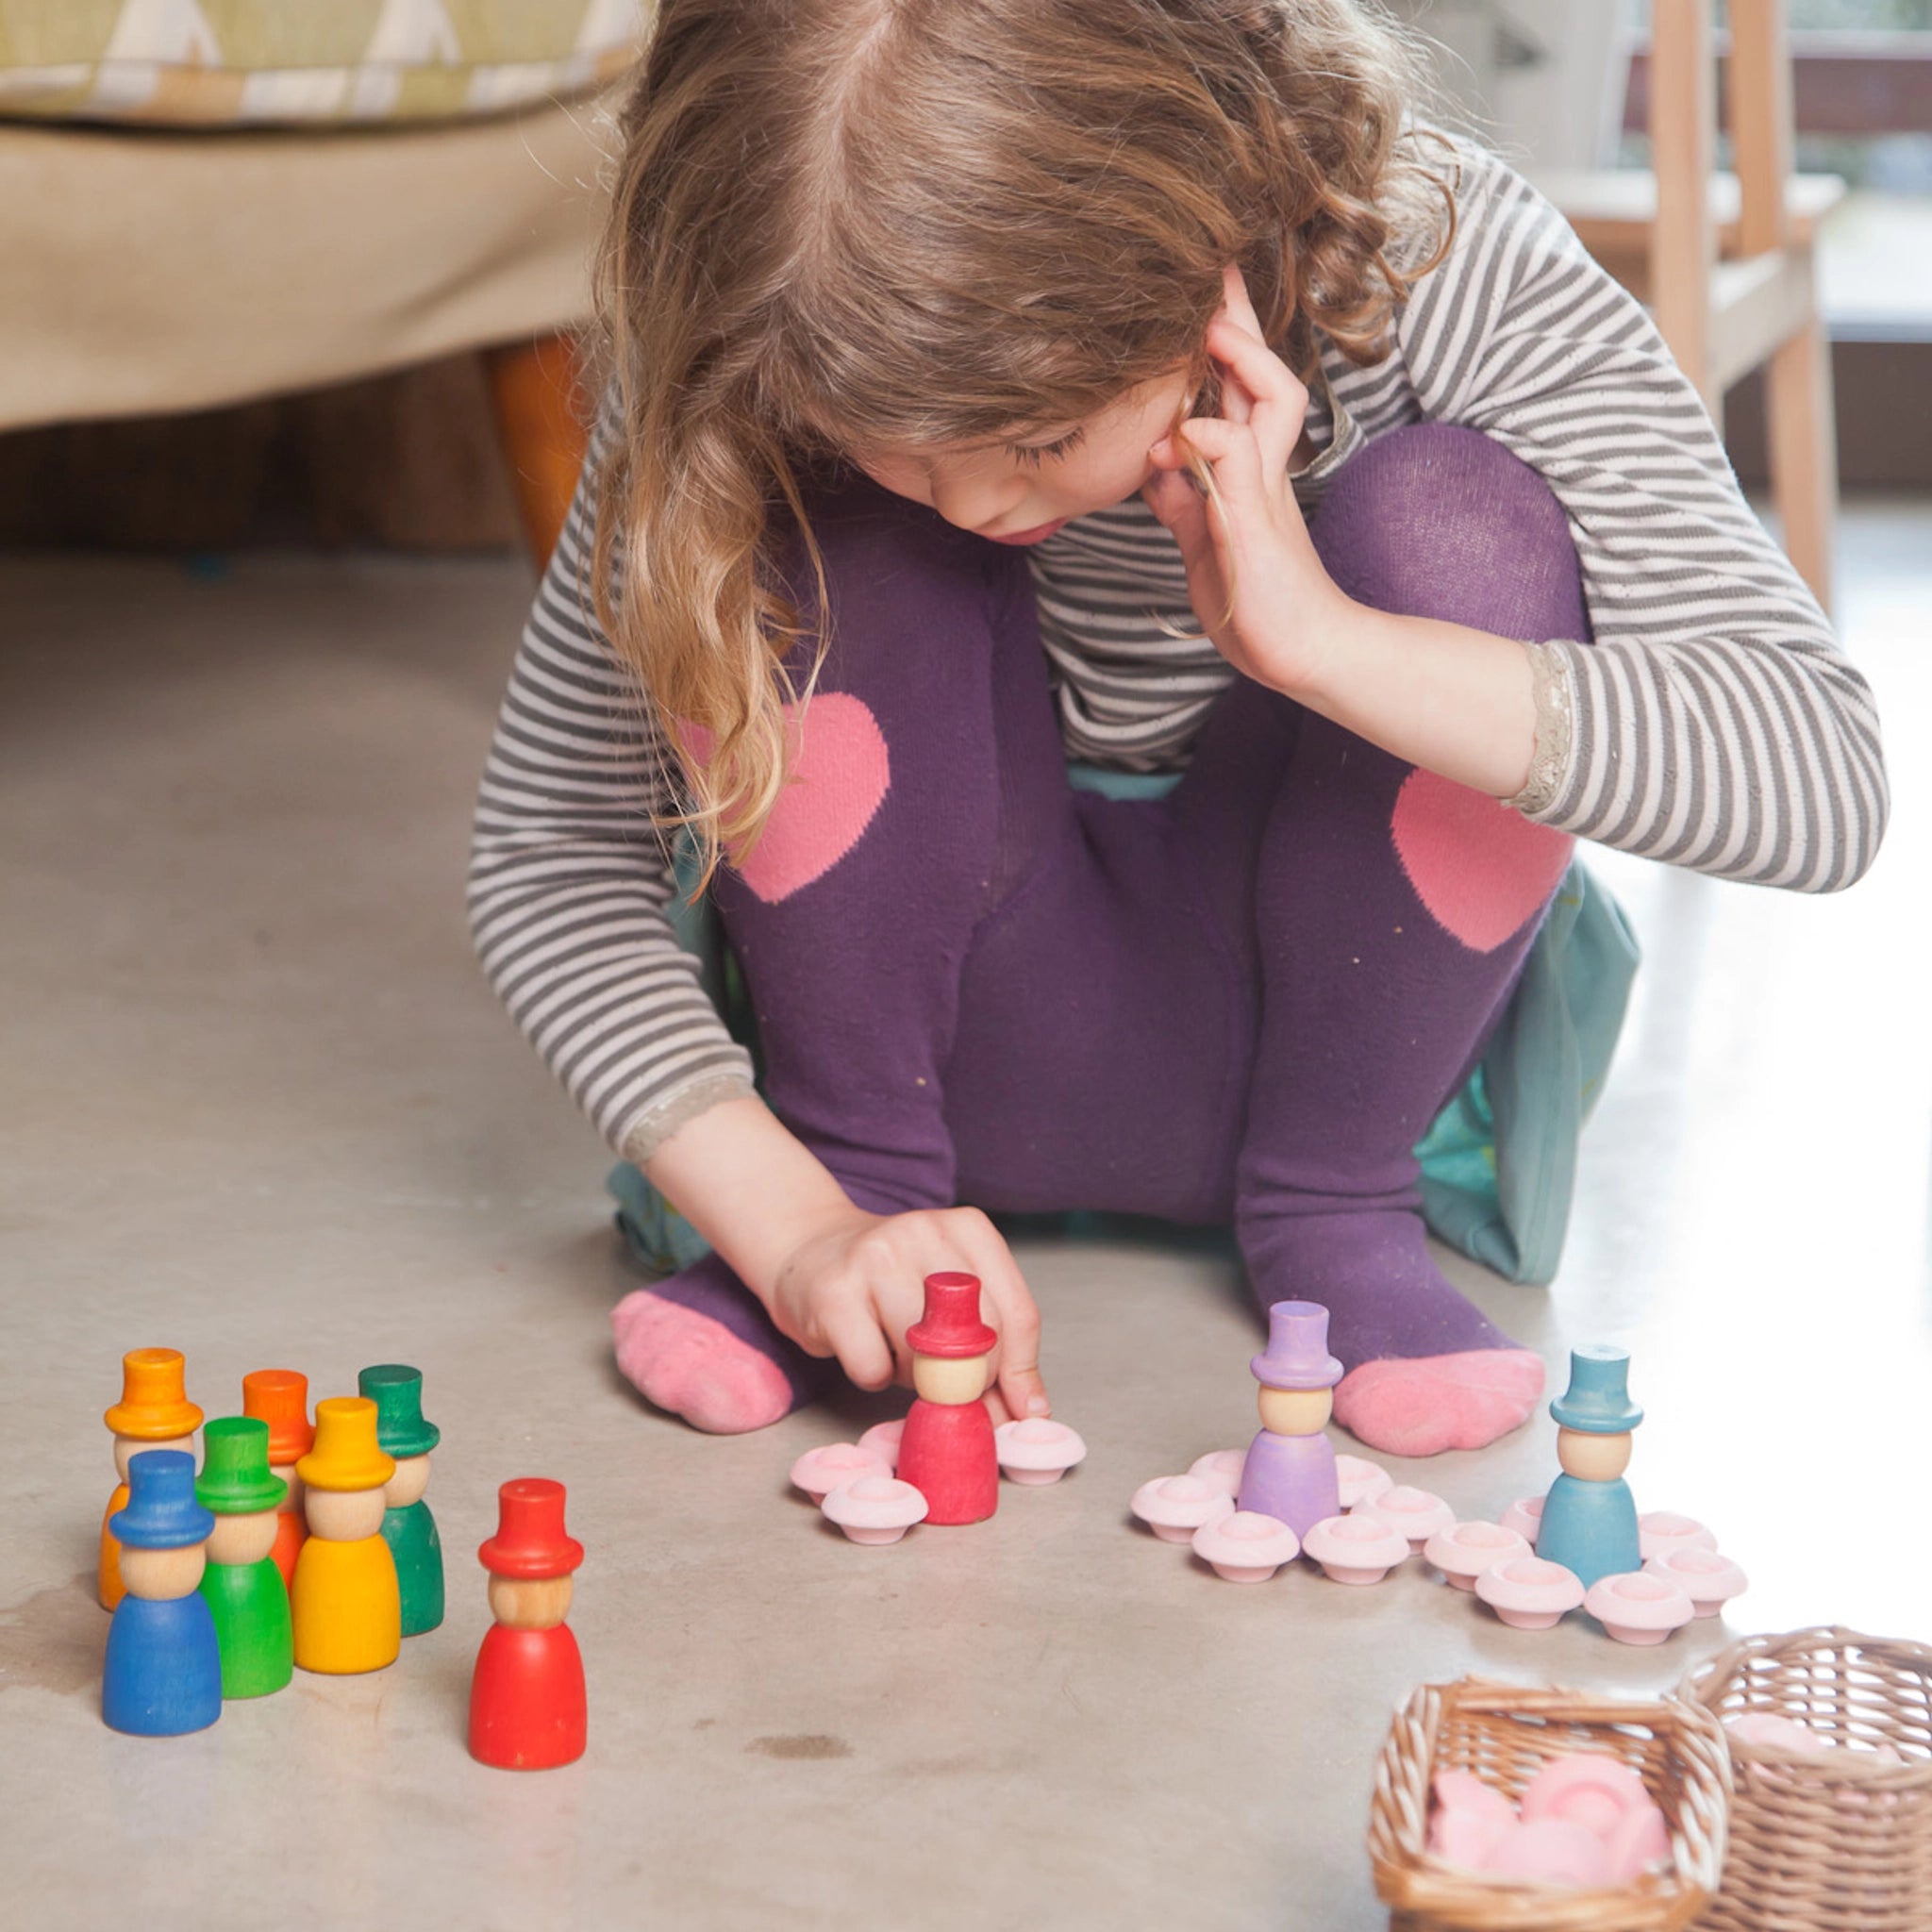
[
  {"x1": 290, "y1": 1396, "x2": 401, "y2": 1674},
  {"x1": 100, "y1": 1349, "x2": 203, "y2": 1611}
]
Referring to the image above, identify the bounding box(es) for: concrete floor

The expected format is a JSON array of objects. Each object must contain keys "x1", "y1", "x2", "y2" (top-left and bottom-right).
[{"x1": 2, "y1": 506, "x2": 1927, "y2": 1929}]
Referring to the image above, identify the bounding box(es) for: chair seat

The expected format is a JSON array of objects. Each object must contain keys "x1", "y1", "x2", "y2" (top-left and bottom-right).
[
  {"x1": 0, "y1": 89, "x2": 620, "y2": 434},
  {"x1": 1535, "y1": 168, "x2": 1847, "y2": 257},
  {"x1": 0, "y1": 2, "x2": 641, "y2": 127}
]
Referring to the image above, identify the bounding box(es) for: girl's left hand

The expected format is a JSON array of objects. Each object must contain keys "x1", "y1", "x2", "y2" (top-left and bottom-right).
[{"x1": 1141, "y1": 264, "x2": 1357, "y2": 699}]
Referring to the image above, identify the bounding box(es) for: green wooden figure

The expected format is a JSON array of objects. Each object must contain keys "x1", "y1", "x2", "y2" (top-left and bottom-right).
[
  {"x1": 195, "y1": 1416, "x2": 293, "y2": 1698},
  {"x1": 358, "y1": 1364, "x2": 443, "y2": 1637}
]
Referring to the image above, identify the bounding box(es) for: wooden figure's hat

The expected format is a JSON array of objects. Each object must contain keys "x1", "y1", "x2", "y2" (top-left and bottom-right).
[
  {"x1": 905, "y1": 1273, "x2": 997, "y2": 1358},
  {"x1": 1250, "y1": 1300, "x2": 1344, "y2": 1391},
  {"x1": 358, "y1": 1363, "x2": 441, "y2": 1459},
  {"x1": 1549, "y1": 1345, "x2": 1643, "y2": 1435},
  {"x1": 478, "y1": 1477, "x2": 584, "y2": 1579},
  {"x1": 104, "y1": 1347, "x2": 203, "y2": 1440},
  {"x1": 295, "y1": 1396, "x2": 396, "y2": 1493},
  {"x1": 196, "y1": 1416, "x2": 289, "y2": 1516},
  {"x1": 111, "y1": 1448, "x2": 216, "y2": 1550},
  {"x1": 242, "y1": 1368, "x2": 315, "y2": 1462}
]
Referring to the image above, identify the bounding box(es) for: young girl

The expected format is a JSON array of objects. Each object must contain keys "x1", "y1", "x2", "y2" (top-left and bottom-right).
[{"x1": 469, "y1": 0, "x2": 1887, "y2": 1457}]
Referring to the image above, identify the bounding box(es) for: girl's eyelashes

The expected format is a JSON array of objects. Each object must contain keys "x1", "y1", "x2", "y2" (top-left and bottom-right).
[{"x1": 1005, "y1": 425, "x2": 1086, "y2": 468}]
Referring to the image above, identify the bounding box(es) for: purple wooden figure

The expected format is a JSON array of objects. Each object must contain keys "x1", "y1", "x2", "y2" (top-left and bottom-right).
[{"x1": 1237, "y1": 1301, "x2": 1343, "y2": 1539}]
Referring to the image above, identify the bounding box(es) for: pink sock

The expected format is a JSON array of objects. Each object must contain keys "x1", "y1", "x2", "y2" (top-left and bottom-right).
[
  {"x1": 1333, "y1": 1348, "x2": 1546, "y2": 1457},
  {"x1": 1242, "y1": 1210, "x2": 1545, "y2": 1456},
  {"x1": 610, "y1": 1254, "x2": 827, "y2": 1434}
]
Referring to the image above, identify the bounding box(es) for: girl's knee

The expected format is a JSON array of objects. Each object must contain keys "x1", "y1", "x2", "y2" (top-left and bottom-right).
[{"x1": 1314, "y1": 424, "x2": 1587, "y2": 642}]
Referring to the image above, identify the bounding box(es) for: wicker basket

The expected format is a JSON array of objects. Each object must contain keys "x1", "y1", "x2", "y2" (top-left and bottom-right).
[
  {"x1": 1367, "y1": 1676, "x2": 1731, "y2": 1932},
  {"x1": 1679, "y1": 1626, "x2": 1932, "y2": 1931}
]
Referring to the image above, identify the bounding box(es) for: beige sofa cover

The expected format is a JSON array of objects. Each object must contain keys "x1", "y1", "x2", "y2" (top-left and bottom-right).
[{"x1": 1, "y1": 87, "x2": 622, "y2": 432}]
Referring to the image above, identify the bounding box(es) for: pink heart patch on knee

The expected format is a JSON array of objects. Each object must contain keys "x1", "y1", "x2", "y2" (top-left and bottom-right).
[
  {"x1": 1391, "y1": 769, "x2": 1573, "y2": 952},
  {"x1": 680, "y1": 693, "x2": 891, "y2": 904}
]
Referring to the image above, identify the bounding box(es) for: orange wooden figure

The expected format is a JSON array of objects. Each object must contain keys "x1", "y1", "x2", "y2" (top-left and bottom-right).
[
  {"x1": 242, "y1": 1368, "x2": 315, "y2": 1590},
  {"x1": 100, "y1": 1349, "x2": 203, "y2": 1611}
]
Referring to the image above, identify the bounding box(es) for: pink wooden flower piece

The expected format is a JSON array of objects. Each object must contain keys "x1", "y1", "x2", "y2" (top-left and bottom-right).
[
  {"x1": 1358, "y1": 1485, "x2": 1455, "y2": 1552},
  {"x1": 1302, "y1": 1511, "x2": 1410, "y2": 1586},
  {"x1": 1724, "y1": 1712, "x2": 1827, "y2": 1755},
  {"x1": 1520, "y1": 1753, "x2": 1652, "y2": 1840},
  {"x1": 993, "y1": 1418, "x2": 1087, "y2": 1485},
  {"x1": 1475, "y1": 1556, "x2": 1586, "y2": 1630},
  {"x1": 857, "y1": 1420, "x2": 904, "y2": 1472},
  {"x1": 1187, "y1": 1449, "x2": 1247, "y2": 1496},
  {"x1": 1424, "y1": 1520, "x2": 1531, "y2": 1591},
  {"x1": 1638, "y1": 1510, "x2": 1719, "y2": 1562},
  {"x1": 1584, "y1": 1571, "x2": 1696, "y2": 1645},
  {"x1": 1191, "y1": 1509, "x2": 1300, "y2": 1583},
  {"x1": 1131, "y1": 1474, "x2": 1236, "y2": 1544},
  {"x1": 820, "y1": 1474, "x2": 928, "y2": 1545},
  {"x1": 1482, "y1": 1818, "x2": 1612, "y2": 1888},
  {"x1": 1602, "y1": 1799, "x2": 1674, "y2": 1883},
  {"x1": 1499, "y1": 1494, "x2": 1544, "y2": 1544},
  {"x1": 1336, "y1": 1454, "x2": 1393, "y2": 1510},
  {"x1": 1643, "y1": 1547, "x2": 1747, "y2": 1618},
  {"x1": 790, "y1": 1441, "x2": 889, "y2": 1502},
  {"x1": 1427, "y1": 1770, "x2": 1517, "y2": 1869}
]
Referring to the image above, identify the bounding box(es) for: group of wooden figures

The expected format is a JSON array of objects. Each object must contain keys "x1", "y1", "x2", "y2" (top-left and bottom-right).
[
  {"x1": 97, "y1": 1349, "x2": 587, "y2": 1770},
  {"x1": 1224, "y1": 1305, "x2": 1651, "y2": 1590}
]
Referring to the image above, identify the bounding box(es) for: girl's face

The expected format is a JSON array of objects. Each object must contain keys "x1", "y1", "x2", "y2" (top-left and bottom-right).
[{"x1": 847, "y1": 368, "x2": 1192, "y2": 545}]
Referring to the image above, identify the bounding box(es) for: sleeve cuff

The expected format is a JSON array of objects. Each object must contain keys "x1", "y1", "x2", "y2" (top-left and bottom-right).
[
  {"x1": 616, "y1": 1069, "x2": 758, "y2": 1169},
  {"x1": 1506, "y1": 638, "x2": 1577, "y2": 817}
]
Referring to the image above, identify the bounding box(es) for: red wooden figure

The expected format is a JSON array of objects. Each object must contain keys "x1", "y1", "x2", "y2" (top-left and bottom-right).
[
  {"x1": 896, "y1": 1273, "x2": 999, "y2": 1526},
  {"x1": 468, "y1": 1478, "x2": 586, "y2": 1771}
]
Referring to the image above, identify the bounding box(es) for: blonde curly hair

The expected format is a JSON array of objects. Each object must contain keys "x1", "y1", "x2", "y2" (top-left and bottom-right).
[{"x1": 589, "y1": 0, "x2": 1455, "y2": 886}]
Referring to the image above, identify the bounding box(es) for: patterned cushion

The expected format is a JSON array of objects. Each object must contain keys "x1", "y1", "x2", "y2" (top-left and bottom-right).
[{"x1": 0, "y1": 0, "x2": 648, "y2": 126}]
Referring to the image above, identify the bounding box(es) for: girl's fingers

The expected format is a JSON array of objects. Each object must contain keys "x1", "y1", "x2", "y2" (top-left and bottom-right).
[
  {"x1": 962, "y1": 1235, "x2": 1049, "y2": 1419},
  {"x1": 1175, "y1": 417, "x2": 1271, "y2": 526},
  {"x1": 1206, "y1": 318, "x2": 1306, "y2": 477},
  {"x1": 1141, "y1": 472, "x2": 1216, "y2": 584},
  {"x1": 1221, "y1": 260, "x2": 1264, "y2": 333},
  {"x1": 1212, "y1": 265, "x2": 1263, "y2": 425},
  {"x1": 821, "y1": 1301, "x2": 896, "y2": 1392}
]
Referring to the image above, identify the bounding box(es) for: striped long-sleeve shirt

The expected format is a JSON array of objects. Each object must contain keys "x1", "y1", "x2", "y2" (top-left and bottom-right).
[{"x1": 468, "y1": 139, "x2": 1889, "y2": 1167}]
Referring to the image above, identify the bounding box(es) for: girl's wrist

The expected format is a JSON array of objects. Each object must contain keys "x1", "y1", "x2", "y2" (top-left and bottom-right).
[{"x1": 1290, "y1": 605, "x2": 1540, "y2": 799}]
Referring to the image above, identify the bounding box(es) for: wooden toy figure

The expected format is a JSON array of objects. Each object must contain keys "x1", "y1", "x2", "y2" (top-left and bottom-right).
[
  {"x1": 896, "y1": 1273, "x2": 999, "y2": 1526},
  {"x1": 102, "y1": 1448, "x2": 222, "y2": 1737},
  {"x1": 470, "y1": 1478, "x2": 587, "y2": 1771},
  {"x1": 1535, "y1": 1346, "x2": 1643, "y2": 1590},
  {"x1": 195, "y1": 1417, "x2": 293, "y2": 1699},
  {"x1": 100, "y1": 1348, "x2": 203, "y2": 1611},
  {"x1": 1236, "y1": 1300, "x2": 1343, "y2": 1540},
  {"x1": 242, "y1": 1368, "x2": 314, "y2": 1591},
  {"x1": 358, "y1": 1363, "x2": 443, "y2": 1636},
  {"x1": 290, "y1": 1396, "x2": 401, "y2": 1675}
]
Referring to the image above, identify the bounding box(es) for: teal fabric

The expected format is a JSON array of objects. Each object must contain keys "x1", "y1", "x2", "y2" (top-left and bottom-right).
[{"x1": 610, "y1": 763, "x2": 1639, "y2": 1290}]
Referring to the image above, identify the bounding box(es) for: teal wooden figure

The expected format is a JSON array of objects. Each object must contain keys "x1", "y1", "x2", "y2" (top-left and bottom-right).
[
  {"x1": 195, "y1": 1416, "x2": 293, "y2": 1698},
  {"x1": 359, "y1": 1364, "x2": 443, "y2": 1636},
  {"x1": 1535, "y1": 1345, "x2": 1643, "y2": 1590}
]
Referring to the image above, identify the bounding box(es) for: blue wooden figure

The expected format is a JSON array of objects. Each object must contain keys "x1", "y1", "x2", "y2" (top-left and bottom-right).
[
  {"x1": 103, "y1": 1448, "x2": 222, "y2": 1737},
  {"x1": 1535, "y1": 1346, "x2": 1643, "y2": 1590}
]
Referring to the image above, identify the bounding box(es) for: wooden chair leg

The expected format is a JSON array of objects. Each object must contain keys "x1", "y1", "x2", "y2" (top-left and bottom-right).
[
  {"x1": 1765, "y1": 308, "x2": 1837, "y2": 617},
  {"x1": 484, "y1": 332, "x2": 590, "y2": 570}
]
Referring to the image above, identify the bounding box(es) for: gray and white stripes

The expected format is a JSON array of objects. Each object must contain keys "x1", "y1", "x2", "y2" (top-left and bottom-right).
[{"x1": 468, "y1": 139, "x2": 1888, "y2": 1163}]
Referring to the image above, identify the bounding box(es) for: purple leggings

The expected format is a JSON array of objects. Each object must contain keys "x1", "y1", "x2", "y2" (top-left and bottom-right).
[{"x1": 669, "y1": 425, "x2": 1587, "y2": 1389}]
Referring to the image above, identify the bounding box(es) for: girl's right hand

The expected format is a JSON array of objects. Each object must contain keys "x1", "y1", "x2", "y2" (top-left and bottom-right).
[{"x1": 766, "y1": 1203, "x2": 1049, "y2": 1424}]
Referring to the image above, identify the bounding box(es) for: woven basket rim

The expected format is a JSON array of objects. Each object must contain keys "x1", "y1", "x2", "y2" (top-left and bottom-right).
[{"x1": 1679, "y1": 1624, "x2": 1932, "y2": 1786}]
